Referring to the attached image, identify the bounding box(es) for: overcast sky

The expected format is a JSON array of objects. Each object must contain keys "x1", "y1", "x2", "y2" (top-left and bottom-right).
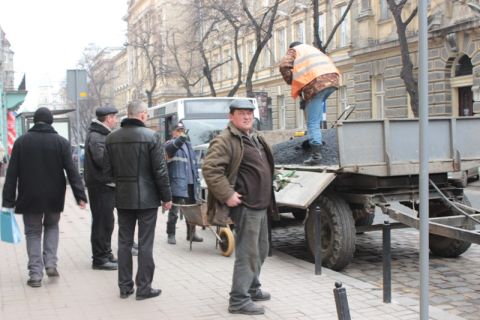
[{"x1": 0, "y1": 0, "x2": 127, "y2": 111}]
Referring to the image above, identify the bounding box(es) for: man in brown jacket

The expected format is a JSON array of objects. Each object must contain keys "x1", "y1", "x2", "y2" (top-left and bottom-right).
[{"x1": 202, "y1": 99, "x2": 277, "y2": 315}]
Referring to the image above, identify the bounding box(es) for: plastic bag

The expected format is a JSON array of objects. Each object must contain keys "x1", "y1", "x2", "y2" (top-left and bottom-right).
[{"x1": 0, "y1": 208, "x2": 23, "y2": 244}]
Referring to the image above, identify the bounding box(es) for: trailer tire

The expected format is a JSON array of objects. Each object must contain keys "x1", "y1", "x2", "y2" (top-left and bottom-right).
[
  {"x1": 428, "y1": 195, "x2": 472, "y2": 258},
  {"x1": 305, "y1": 193, "x2": 356, "y2": 271},
  {"x1": 350, "y1": 204, "x2": 375, "y2": 227}
]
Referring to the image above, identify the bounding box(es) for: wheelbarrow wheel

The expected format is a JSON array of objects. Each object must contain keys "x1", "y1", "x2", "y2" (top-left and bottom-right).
[{"x1": 218, "y1": 227, "x2": 234, "y2": 257}]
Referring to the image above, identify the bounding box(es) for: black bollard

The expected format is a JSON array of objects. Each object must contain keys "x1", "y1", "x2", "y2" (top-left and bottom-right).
[
  {"x1": 333, "y1": 282, "x2": 351, "y2": 320},
  {"x1": 314, "y1": 204, "x2": 322, "y2": 275},
  {"x1": 383, "y1": 220, "x2": 391, "y2": 303}
]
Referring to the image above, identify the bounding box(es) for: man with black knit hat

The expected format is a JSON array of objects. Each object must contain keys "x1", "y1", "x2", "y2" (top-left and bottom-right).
[
  {"x1": 84, "y1": 105, "x2": 119, "y2": 270},
  {"x1": 2, "y1": 107, "x2": 87, "y2": 288}
]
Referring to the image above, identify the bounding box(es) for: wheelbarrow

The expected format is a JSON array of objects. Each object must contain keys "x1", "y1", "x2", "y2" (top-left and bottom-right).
[{"x1": 176, "y1": 202, "x2": 234, "y2": 257}]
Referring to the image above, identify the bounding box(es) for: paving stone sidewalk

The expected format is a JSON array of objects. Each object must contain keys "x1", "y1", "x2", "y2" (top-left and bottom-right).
[{"x1": 0, "y1": 185, "x2": 466, "y2": 320}]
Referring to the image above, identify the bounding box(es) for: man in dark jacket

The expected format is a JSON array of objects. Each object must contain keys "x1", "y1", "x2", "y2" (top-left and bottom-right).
[
  {"x1": 104, "y1": 99, "x2": 172, "y2": 300},
  {"x1": 84, "y1": 105, "x2": 118, "y2": 270},
  {"x1": 2, "y1": 107, "x2": 87, "y2": 288},
  {"x1": 164, "y1": 122, "x2": 203, "y2": 245},
  {"x1": 202, "y1": 100, "x2": 277, "y2": 315}
]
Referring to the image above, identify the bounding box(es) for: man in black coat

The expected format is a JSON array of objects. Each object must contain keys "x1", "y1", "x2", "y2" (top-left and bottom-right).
[
  {"x1": 104, "y1": 100, "x2": 172, "y2": 300},
  {"x1": 2, "y1": 107, "x2": 87, "y2": 288},
  {"x1": 84, "y1": 105, "x2": 119, "y2": 270}
]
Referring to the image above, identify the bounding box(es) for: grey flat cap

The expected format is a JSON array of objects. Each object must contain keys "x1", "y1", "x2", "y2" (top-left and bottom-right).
[
  {"x1": 96, "y1": 105, "x2": 119, "y2": 117},
  {"x1": 229, "y1": 99, "x2": 255, "y2": 110}
]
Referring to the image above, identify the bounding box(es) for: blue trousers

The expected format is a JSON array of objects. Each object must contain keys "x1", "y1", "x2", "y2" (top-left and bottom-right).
[{"x1": 305, "y1": 87, "x2": 336, "y2": 145}]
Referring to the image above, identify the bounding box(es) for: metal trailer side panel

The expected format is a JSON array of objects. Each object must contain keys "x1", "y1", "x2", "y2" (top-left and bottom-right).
[{"x1": 337, "y1": 117, "x2": 480, "y2": 176}]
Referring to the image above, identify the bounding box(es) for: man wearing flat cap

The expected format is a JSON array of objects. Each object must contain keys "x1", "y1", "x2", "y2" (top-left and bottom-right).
[
  {"x1": 84, "y1": 105, "x2": 119, "y2": 270},
  {"x1": 2, "y1": 107, "x2": 87, "y2": 288},
  {"x1": 164, "y1": 122, "x2": 203, "y2": 245},
  {"x1": 202, "y1": 99, "x2": 278, "y2": 315}
]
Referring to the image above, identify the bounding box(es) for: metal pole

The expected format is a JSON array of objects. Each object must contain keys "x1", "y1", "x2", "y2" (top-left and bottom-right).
[
  {"x1": 333, "y1": 282, "x2": 351, "y2": 320},
  {"x1": 75, "y1": 70, "x2": 81, "y2": 173},
  {"x1": 383, "y1": 220, "x2": 391, "y2": 303},
  {"x1": 418, "y1": 0, "x2": 430, "y2": 319},
  {"x1": 314, "y1": 204, "x2": 322, "y2": 275}
]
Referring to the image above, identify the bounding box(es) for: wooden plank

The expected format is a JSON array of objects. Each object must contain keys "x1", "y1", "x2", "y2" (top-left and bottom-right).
[{"x1": 274, "y1": 170, "x2": 336, "y2": 209}]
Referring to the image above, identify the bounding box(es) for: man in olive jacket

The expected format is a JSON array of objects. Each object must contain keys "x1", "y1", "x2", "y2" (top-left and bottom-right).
[
  {"x1": 2, "y1": 107, "x2": 87, "y2": 288},
  {"x1": 202, "y1": 100, "x2": 277, "y2": 315},
  {"x1": 104, "y1": 100, "x2": 172, "y2": 300},
  {"x1": 84, "y1": 105, "x2": 119, "y2": 270}
]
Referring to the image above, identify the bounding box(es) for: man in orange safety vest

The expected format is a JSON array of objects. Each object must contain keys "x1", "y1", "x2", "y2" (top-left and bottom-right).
[{"x1": 279, "y1": 42, "x2": 340, "y2": 165}]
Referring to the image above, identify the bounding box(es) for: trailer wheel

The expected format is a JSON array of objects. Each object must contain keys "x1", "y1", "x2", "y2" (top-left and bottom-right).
[
  {"x1": 218, "y1": 227, "x2": 234, "y2": 257},
  {"x1": 305, "y1": 193, "x2": 356, "y2": 271},
  {"x1": 350, "y1": 204, "x2": 375, "y2": 227},
  {"x1": 428, "y1": 195, "x2": 473, "y2": 258}
]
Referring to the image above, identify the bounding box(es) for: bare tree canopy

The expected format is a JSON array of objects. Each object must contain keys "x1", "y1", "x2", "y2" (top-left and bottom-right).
[{"x1": 127, "y1": 6, "x2": 169, "y2": 107}]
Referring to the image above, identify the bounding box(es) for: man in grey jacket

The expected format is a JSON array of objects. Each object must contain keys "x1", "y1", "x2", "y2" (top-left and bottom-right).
[
  {"x1": 84, "y1": 105, "x2": 118, "y2": 270},
  {"x1": 104, "y1": 100, "x2": 172, "y2": 300}
]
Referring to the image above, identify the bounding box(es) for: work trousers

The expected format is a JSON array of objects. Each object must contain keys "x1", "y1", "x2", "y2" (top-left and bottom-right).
[
  {"x1": 229, "y1": 206, "x2": 269, "y2": 310},
  {"x1": 23, "y1": 212, "x2": 61, "y2": 280},
  {"x1": 88, "y1": 185, "x2": 115, "y2": 265},
  {"x1": 117, "y1": 208, "x2": 158, "y2": 296},
  {"x1": 167, "y1": 184, "x2": 195, "y2": 236}
]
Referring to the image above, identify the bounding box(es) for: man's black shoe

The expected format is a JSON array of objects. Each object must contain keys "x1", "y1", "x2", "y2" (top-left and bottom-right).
[
  {"x1": 45, "y1": 267, "x2": 60, "y2": 277},
  {"x1": 120, "y1": 288, "x2": 134, "y2": 299},
  {"x1": 250, "y1": 289, "x2": 271, "y2": 301},
  {"x1": 228, "y1": 303, "x2": 265, "y2": 315},
  {"x1": 136, "y1": 288, "x2": 162, "y2": 300},
  {"x1": 27, "y1": 279, "x2": 42, "y2": 288},
  {"x1": 92, "y1": 261, "x2": 118, "y2": 270},
  {"x1": 108, "y1": 255, "x2": 118, "y2": 263}
]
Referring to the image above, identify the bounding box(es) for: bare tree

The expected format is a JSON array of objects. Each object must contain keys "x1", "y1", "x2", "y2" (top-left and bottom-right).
[
  {"x1": 127, "y1": 7, "x2": 168, "y2": 107},
  {"x1": 166, "y1": 31, "x2": 203, "y2": 97},
  {"x1": 241, "y1": 0, "x2": 280, "y2": 97},
  {"x1": 69, "y1": 45, "x2": 119, "y2": 144},
  {"x1": 312, "y1": 0, "x2": 354, "y2": 53},
  {"x1": 205, "y1": 0, "x2": 244, "y2": 96},
  {"x1": 387, "y1": 0, "x2": 419, "y2": 117}
]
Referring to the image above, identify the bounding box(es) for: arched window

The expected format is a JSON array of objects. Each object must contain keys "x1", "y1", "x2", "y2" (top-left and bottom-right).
[{"x1": 455, "y1": 55, "x2": 473, "y2": 77}]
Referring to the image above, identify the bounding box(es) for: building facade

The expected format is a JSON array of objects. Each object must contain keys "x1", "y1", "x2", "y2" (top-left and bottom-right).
[{"x1": 93, "y1": 0, "x2": 480, "y2": 132}]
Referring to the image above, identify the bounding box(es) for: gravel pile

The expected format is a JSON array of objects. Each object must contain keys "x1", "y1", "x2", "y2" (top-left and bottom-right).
[{"x1": 272, "y1": 128, "x2": 339, "y2": 165}]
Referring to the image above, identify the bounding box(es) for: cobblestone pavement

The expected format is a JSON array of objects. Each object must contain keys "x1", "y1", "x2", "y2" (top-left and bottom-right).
[{"x1": 271, "y1": 183, "x2": 480, "y2": 320}]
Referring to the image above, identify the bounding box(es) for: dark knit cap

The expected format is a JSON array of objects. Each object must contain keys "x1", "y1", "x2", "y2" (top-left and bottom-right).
[{"x1": 33, "y1": 107, "x2": 53, "y2": 124}]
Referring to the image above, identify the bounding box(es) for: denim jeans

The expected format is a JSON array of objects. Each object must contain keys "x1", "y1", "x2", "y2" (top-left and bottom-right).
[
  {"x1": 229, "y1": 206, "x2": 269, "y2": 310},
  {"x1": 305, "y1": 87, "x2": 336, "y2": 145}
]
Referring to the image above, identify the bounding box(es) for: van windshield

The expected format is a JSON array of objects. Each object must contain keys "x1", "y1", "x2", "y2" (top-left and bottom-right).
[{"x1": 182, "y1": 119, "x2": 229, "y2": 146}]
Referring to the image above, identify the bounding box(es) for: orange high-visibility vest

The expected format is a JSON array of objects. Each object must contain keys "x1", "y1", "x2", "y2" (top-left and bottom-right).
[{"x1": 291, "y1": 44, "x2": 339, "y2": 99}]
